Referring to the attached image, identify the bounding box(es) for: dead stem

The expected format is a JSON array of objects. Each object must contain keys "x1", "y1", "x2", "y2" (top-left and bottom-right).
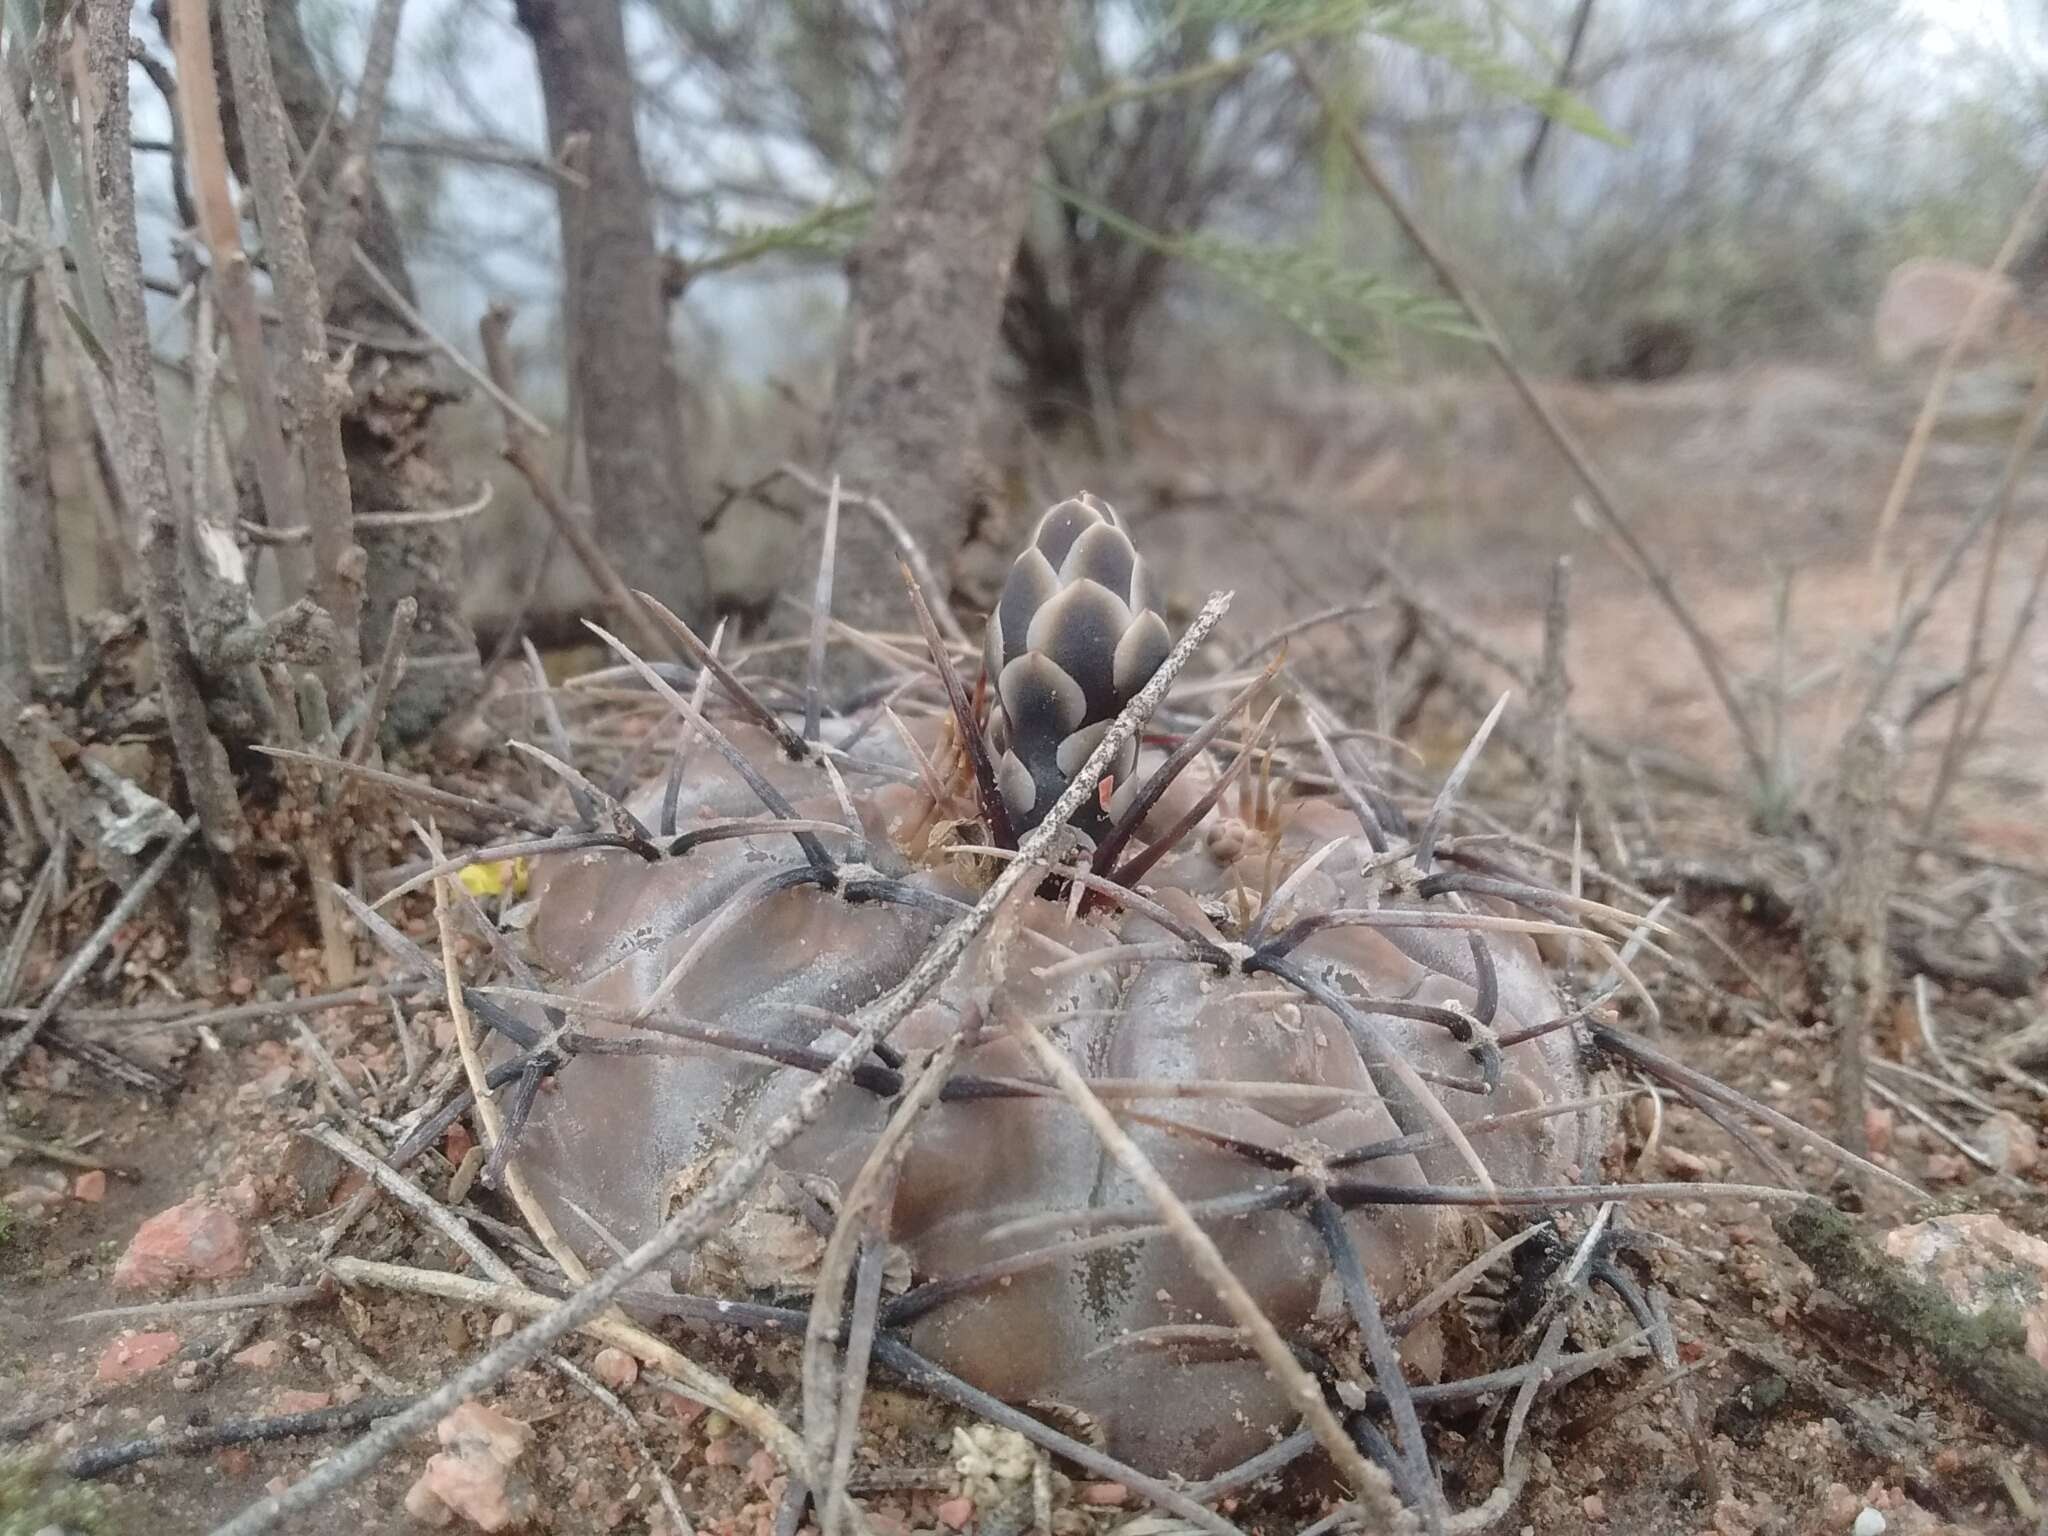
[
  {"x1": 1295, "y1": 51, "x2": 1770, "y2": 794},
  {"x1": 0, "y1": 817, "x2": 195, "y2": 1079}
]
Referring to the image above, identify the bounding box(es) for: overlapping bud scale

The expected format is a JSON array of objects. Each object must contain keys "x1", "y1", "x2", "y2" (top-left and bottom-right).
[{"x1": 983, "y1": 496, "x2": 1171, "y2": 836}]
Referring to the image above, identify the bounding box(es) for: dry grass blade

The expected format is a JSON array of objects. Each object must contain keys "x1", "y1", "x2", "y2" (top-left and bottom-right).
[
  {"x1": 507, "y1": 740, "x2": 653, "y2": 850},
  {"x1": 1094, "y1": 657, "x2": 1280, "y2": 875},
  {"x1": 1111, "y1": 700, "x2": 1280, "y2": 888},
  {"x1": 0, "y1": 849, "x2": 60, "y2": 1007},
  {"x1": 519, "y1": 638, "x2": 596, "y2": 826},
  {"x1": 1009, "y1": 1017, "x2": 1410, "y2": 1529},
  {"x1": 1252, "y1": 952, "x2": 1496, "y2": 1190},
  {"x1": 430, "y1": 860, "x2": 590, "y2": 1282},
  {"x1": 1414, "y1": 691, "x2": 1509, "y2": 873},
  {"x1": 256, "y1": 746, "x2": 557, "y2": 835},
  {"x1": 210, "y1": 593, "x2": 1232, "y2": 1536},
  {"x1": 547, "y1": 1356, "x2": 690, "y2": 1534},
  {"x1": 806, "y1": 477, "x2": 841, "y2": 744},
  {"x1": 1292, "y1": 51, "x2": 1770, "y2": 794},
  {"x1": 807, "y1": 1035, "x2": 961, "y2": 1536},
  {"x1": 1590, "y1": 1024, "x2": 1922, "y2": 1197},
  {"x1": 372, "y1": 832, "x2": 651, "y2": 909},
  {"x1": 304, "y1": 1123, "x2": 514, "y2": 1283},
  {"x1": 584, "y1": 620, "x2": 835, "y2": 872},
  {"x1": 346, "y1": 597, "x2": 417, "y2": 766},
  {"x1": 900, "y1": 560, "x2": 1013, "y2": 849},
  {"x1": 1309, "y1": 1196, "x2": 1441, "y2": 1529},
  {"x1": 319, "y1": 1256, "x2": 806, "y2": 1465},
  {"x1": 1868, "y1": 162, "x2": 2048, "y2": 573},
  {"x1": 1919, "y1": 361, "x2": 2048, "y2": 834},
  {"x1": 636, "y1": 590, "x2": 810, "y2": 759},
  {"x1": 1389, "y1": 1222, "x2": 1550, "y2": 1336},
  {"x1": 778, "y1": 463, "x2": 972, "y2": 649},
  {"x1": 1856, "y1": 389, "x2": 2048, "y2": 727},
  {"x1": 0, "y1": 818, "x2": 195, "y2": 1079}
]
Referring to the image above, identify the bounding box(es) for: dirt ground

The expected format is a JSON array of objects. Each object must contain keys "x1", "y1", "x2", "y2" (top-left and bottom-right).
[{"x1": 6, "y1": 356, "x2": 2048, "y2": 1535}]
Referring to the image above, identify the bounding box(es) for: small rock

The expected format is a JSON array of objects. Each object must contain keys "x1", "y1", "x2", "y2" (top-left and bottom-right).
[
  {"x1": 591, "y1": 1347, "x2": 637, "y2": 1391},
  {"x1": 4, "y1": 1180, "x2": 67, "y2": 1216},
  {"x1": 489, "y1": 1312, "x2": 516, "y2": 1339},
  {"x1": 217, "y1": 1446, "x2": 255, "y2": 1477},
  {"x1": 1976, "y1": 1111, "x2": 2038, "y2": 1175},
  {"x1": 96, "y1": 1330, "x2": 180, "y2": 1385},
  {"x1": 1081, "y1": 1482, "x2": 1129, "y2": 1507},
  {"x1": 281, "y1": 1136, "x2": 348, "y2": 1213},
  {"x1": 72, "y1": 1170, "x2": 107, "y2": 1203},
  {"x1": 406, "y1": 1475, "x2": 459, "y2": 1528},
  {"x1": 745, "y1": 1448, "x2": 780, "y2": 1492},
  {"x1": 1582, "y1": 1493, "x2": 1606, "y2": 1520},
  {"x1": 1853, "y1": 1509, "x2": 1886, "y2": 1536},
  {"x1": 1660, "y1": 1145, "x2": 1719, "y2": 1181},
  {"x1": 112, "y1": 1198, "x2": 248, "y2": 1292},
  {"x1": 1885, "y1": 1213, "x2": 2048, "y2": 1368},
  {"x1": 1874, "y1": 258, "x2": 2019, "y2": 367},
  {"x1": 274, "y1": 1390, "x2": 333, "y2": 1414},
  {"x1": 704, "y1": 1432, "x2": 757, "y2": 1469},
  {"x1": 1922, "y1": 1152, "x2": 1968, "y2": 1183},
  {"x1": 234, "y1": 1340, "x2": 287, "y2": 1371},
  {"x1": 405, "y1": 1401, "x2": 537, "y2": 1531},
  {"x1": 1863, "y1": 1107, "x2": 1894, "y2": 1157},
  {"x1": 935, "y1": 1497, "x2": 974, "y2": 1530}
]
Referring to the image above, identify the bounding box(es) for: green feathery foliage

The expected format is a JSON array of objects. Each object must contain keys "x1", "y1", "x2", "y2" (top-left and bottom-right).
[
  {"x1": 688, "y1": 0, "x2": 1614, "y2": 371},
  {"x1": 1048, "y1": 180, "x2": 1479, "y2": 370}
]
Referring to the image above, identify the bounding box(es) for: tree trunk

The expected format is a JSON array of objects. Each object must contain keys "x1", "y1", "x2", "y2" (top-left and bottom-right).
[
  {"x1": 198, "y1": 0, "x2": 483, "y2": 741},
  {"x1": 513, "y1": 0, "x2": 709, "y2": 625},
  {"x1": 823, "y1": 0, "x2": 1067, "y2": 625},
  {"x1": 9, "y1": 283, "x2": 70, "y2": 675}
]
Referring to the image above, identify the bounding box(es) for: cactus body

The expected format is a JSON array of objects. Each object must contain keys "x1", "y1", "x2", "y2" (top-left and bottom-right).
[{"x1": 505, "y1": 501, "x2": 1613, "y2": 1480}]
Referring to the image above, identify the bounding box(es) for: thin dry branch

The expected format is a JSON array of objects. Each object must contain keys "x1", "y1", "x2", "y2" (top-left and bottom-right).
[
  {"x1": 1869, "y1": 163, "x2": 2048, "y2": 572},
  {"x1": 220, "y1": 0, "x2": 364, "y2": 705},
  {"x1": 309, "y1": 0, "x2": 408, "y2": 299},
  {"x1": 477, "y1": 302, "x2": 682, "y2": 664},
  {"x1": 166, "y1": 0, "x2": 297, "y2": 586},
  {"x1": 1810, "y1": 721, "x2": 1897, "y2": 1160},
  {"x1": 0, "y1": 816, "x2": 195, "y2": 1079},
  {"x1": 1010, "y1": 1017, "x2": 1412, "y2": 1531},
  {"x1": 1293, "y1": 51, "x2": 1770, "y2": 795},
  {"x1": 77, "y1": 5, "x2": 246, "y2": 857},
  {"x1": 1919, "y1": 360, "x2": 2048, "y2": 834}
]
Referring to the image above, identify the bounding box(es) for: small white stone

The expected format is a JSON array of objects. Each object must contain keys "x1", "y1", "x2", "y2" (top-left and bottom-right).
[{"x1": 1852, "y1": 1508, "x2": 1886, "y2": 1536}]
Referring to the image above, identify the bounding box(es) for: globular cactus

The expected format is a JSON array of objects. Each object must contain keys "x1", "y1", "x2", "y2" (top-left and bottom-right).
[{"x1": 502, "y1": 496, "x2": 1620, "y2": 1494}]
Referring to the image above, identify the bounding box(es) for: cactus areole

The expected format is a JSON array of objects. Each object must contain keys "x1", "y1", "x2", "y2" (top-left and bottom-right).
[{"x1": 508, "y1": 496, "x2": 1615, "y2": 1479}]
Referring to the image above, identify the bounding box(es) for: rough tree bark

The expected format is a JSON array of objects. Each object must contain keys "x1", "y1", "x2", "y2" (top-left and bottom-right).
[
  {"x1": 8, "y1": 294, "x2": 71, "y2": 671},
  {"x1": 196, "y1": 0, "x2": 484, "y2": 739},
  {"x1": 513, "y1": 0, "x2": 709, "y2": 624},
  {"x1": 81, "y1": 0, "x2": 246, "y2": 858},
  {"x1": 823, "y1": 0, "x2": 1067, "y2": 625}
]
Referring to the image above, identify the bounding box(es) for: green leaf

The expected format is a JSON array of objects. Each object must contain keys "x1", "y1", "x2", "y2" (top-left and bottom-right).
[
  {"x1": 693, "y1": 199, "x2": 871, "y2": 281},
  {"x1": 1174, "y1": 0, "x2": 1623, "y2": 146},
  {"x1": 1045, "y1": 180, "x2": 1480, "y2": 373},
  {"x1": 1368, "y1": 5, "x2": 1620, "y2": 145},
  {"x1": 57, "y1": 297, "x2": 112, "y2": 381}
]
